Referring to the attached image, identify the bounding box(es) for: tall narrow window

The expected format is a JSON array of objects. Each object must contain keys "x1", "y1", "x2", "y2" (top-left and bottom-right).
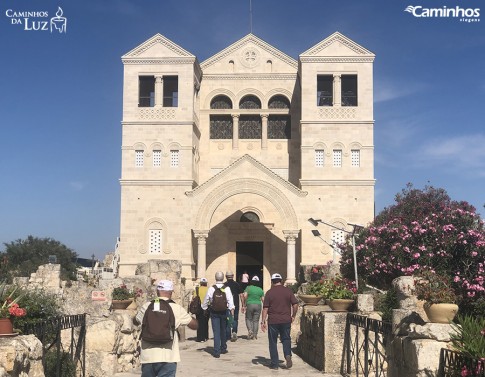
[
  {"x1": 170, "y1": 150, "x2": 179, "y2": 167},
  {"x1": 239, "y1": 116, "x2": 262, "y2": 139},
  {"x1": 139, "y1": 76, "x2": 155, "y2": 107},
  {"x1": 351, "y1": 149, "x2": 360, "y2": 167},
  {"x1": 331, "y1": 229, "x2": 345, "y2": 255},
  {"x1": 342, "y1": 75, "x2": 357, "y2": 106},
  {"x1": 135, "y1": 150, "x2": 144, "y2": 167},
  {"x1": 268, "y1": 115, "x2": 291, "y2": 139},
  {"x1": 149, "y1": 229, "x2": 162, "y2": 253},
  {"x1": 315, "y1": 150, "x2": 324, "y2": 167},
  {"x1": 333, "y1": 149, "x2": 342, "y2": 167},
  {"x1": 317, "y1": 75, "x2": 333, "y2": 106},
  {"x1": 210, "y1": 115, "x2": 233, "y2": 139},
  {"x1": 153, "y1": 150, "x2": 161, "y2": 167},
  {"x1": 163, "y1": 76, "x2": 178, "y2": 107}
]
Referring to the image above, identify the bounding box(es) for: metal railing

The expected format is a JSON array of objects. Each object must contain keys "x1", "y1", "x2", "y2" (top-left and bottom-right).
[
  {"x1": 342, "y1": 313, "x2": 393, "y2": 377},
  {"x1": 23, "y1": 314, "x2": 86, "y2": 377},
  {"x1": 438, "y1": 348, "x2": 485, "y2": 377}
]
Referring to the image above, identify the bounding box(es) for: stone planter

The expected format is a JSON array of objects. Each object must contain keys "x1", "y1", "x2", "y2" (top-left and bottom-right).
[
  {"x1": 111, "y1": 299, "x2": 133, "y2": 310},
  {"x1": 327, "y1": 299, "x2": 354, "y2": 311},
  {"x1": 0, "y1": 318, "x2": 14, "y2": 335},
  {"x1": 299, "y1": 295, "x2": 324, "y2": 305},
  {"x1": 424, "y1": 303, "x2": 458, "y2": 323}
]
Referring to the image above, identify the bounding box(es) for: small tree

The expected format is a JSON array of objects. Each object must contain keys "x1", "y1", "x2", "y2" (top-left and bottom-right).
[
  {"x1": 1, "y1": 236, "x2": 78, "y2": 282},
  {"x1": 340, "y1": 184, "x2": 485, "y2": 316}
]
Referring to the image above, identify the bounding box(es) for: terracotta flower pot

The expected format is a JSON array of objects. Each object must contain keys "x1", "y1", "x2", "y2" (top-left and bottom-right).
[
  {"x1": 299, "y1": 294, "x2": 325, "y2": 306},
  {"x1": 327, "y1": 299, "x2": 354, "y2": 311},
  {"x1": 424, "y1": 303, "x2": 458, "y2": 323},
  {"x1": 0, "y1": 318, "x2": 14, "y2": 335},
  {"x1": 111, "y1": 299, "x2": 133, "y2": 310}
]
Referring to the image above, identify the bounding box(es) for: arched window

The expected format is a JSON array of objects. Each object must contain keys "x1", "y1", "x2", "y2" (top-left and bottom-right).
[
  {"x1": 268, "y1": 95, "x2": 290, "y2": 109},
  {"x1": 240, "y1": 212, "x2": 260, "y2": 223},
  {"x1": 210, "y1": 95, "x2": 233, "y2": 109},
  {"x1": 239, "y1": 95, "x2": 261, "y2": 109}
]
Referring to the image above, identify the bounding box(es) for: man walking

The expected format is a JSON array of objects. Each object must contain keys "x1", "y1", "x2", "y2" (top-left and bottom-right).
[
  {"x1": 224, "y1": 270, "x2": 242, "y2": 342},
  {"x1": 136, "y1": 279, "x2": 198, "y2": 377},
  {"x1": 260, "y1": 273, "x2": 298, "y2": 370},
  {"x1": 201, "y1": 271, "x2": 235, "y2": 358}
]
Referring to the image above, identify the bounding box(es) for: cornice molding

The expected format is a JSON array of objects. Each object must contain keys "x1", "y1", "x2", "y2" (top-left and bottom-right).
[
  {"x1": 120, "y1": 180, "x2": 195, "y2": 186},
  {"x1": 122, "y1": 34, "x2": 194, "y2": 58},
  {"x1": 300, "y1": 179, "x2": 375, "y2": 186},
  {"x1": 202, "y1": 74, "x2": 297, "y2": 80},
  {"x1": 122, "y1": 58, "x2": 196, "y2": 65},
  {"x1": 300, "y1": 57, "x2": 374, "y2": 63},
  {"x1": 300, "y1": 32, "x2": 375, "y2": 57}
]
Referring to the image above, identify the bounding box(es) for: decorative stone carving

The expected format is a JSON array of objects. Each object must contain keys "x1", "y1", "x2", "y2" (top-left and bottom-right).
[
  {"x1": 138, "y1": 108, "x2": 176, "y2": 119},
  {"x1": 319, "y1": 107, "x2": 356, "y2": 119}
]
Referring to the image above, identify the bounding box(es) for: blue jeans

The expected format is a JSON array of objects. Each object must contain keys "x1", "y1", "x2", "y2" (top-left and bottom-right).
[
  {"x1": 225, "y1": 308, "x2": 239, "y2": 338},
  {"x1": 141, "y1": 362, "x2": 177, "y2": 377},
  {"x1": 210, "y1": 311, "x2": 228, "y2": 355},
  {"x1": 268, "y1": 322, "x2": 292, "y2": 368}
]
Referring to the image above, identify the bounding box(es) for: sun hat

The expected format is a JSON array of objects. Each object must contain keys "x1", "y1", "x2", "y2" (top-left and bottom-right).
[
  {"x1": 271, "y1": 273, "x2": 282, "y2": 280},
  {"x1": 156, "y1": 280, "x2": 174, "y2": 291},
  {"x1": 200, "y1": 277, "x2": 208, "y2": 283},
  {"x1": 225, "y1": 270, "x2": 234, "y2": 278}
]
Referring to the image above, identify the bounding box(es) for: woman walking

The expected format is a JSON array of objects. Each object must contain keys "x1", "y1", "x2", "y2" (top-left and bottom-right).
[{"x1": 241, "y1": 276, "x2": 264, "y2": 340}]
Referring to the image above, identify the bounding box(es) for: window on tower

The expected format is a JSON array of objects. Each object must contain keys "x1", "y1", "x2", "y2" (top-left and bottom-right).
[
  {"x1": 163, "y1": 76, "x2": 178, "y2": 107},
  {"x1": 342, "y1": 75, "x2": 357, "y2": 106},
  {"x1": 317, "y1": 75, "x2": 333, "y2": 106},
  {"x1": 139, "y1": 76, "x2": 155, "y2": 107}
]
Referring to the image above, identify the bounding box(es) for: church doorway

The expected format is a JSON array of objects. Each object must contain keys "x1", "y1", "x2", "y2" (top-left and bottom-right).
[{"x1": 236, "y1": 241, "x2": 263, "y2": 286}]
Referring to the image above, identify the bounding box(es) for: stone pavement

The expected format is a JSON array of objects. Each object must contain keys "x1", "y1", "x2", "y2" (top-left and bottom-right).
[{"x1": 115, "y1": 324, "x2": 342, "y2": 377}]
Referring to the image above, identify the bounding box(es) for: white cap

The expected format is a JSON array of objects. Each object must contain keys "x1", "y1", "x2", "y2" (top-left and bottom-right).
[
  {"x1": 251, "y1": 276, "x2": 260, "y2": 281},
  {"x1": 156, "y1": 280, "x2": 174, "y2": 291},
  {"x1": 271, "y1": 273, "x2": 282, "y2": 280},
  {"x1": 225, "y1": 270, "x2": 234, "y2": 278},
  {"x1": 200, "y1": 278, "x2": 208, "y2": 283}
]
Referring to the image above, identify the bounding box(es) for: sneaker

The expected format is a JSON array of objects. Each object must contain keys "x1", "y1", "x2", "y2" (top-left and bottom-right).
[
  {"x1": 285, "y1": 355, "x2": 293, "y2": 369},
  {"x1": 213, "y1": 354, "x2": 220, "y2": 358},
  {"x1": 247, "y1": 330, "x2": 253, "y2": 340},
  {"x1": 221, "y1": 350, "x2": 228, "y2": 354},
  {"x1": 254, "y1": 334, "x2": 257, "y2": 340},
  {"x1": 231, "y1": 332, "x2": 237, "y2": 342},
  {"x1": 269, "y1": 365, "x2": 278, "y2": 370}
]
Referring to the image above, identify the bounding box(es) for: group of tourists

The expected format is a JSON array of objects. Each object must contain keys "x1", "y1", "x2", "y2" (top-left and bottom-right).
[{"x1": 136, "y1": 272, "x2": 298, "y2": 377}]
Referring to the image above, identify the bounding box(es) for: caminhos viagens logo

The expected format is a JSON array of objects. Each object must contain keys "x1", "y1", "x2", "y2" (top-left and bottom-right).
[{"x1": 405, "y1": 5, "x2": 480, "y2": 22}]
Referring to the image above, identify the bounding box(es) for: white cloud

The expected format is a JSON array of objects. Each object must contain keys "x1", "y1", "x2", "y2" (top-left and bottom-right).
[
  {"x1": 69, "y1": 181, "x2": 88, "y2": 191},
  {"x1": 374, "y1": 79, "x2": 425, "y2": 103},
  {"x1": 418, "y1": 134, "x2": 485, "y2": 175}
]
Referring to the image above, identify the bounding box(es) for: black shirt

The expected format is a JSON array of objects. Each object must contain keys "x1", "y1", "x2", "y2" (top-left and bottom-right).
[{"x1": 224, "y1": 279, "x2": 242, "y2": 308}]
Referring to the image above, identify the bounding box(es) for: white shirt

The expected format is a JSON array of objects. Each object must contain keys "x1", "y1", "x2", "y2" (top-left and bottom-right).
[{"x1": 201, "y1": 282, "x2": 235, "y2": 311}]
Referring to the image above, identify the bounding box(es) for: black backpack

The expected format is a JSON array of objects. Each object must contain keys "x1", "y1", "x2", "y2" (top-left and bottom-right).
[
  {"x1": 211, "y1": 285, "x2": 227, "y2": 312},
  {"x1": 189, "y1": 287, "x2": 202, "y2": 315},
  {"x1": 141, "y1": 298, "x2": 176, "y2": 343}
]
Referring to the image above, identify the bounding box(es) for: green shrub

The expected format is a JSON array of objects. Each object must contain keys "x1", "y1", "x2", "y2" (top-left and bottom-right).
[
  {"x1": 14, "y1": 288, "x2": 62, "y2": 331},
  {"x1": 450, "y1": 315, "x2": 485, "y2": 359},
  {"x1": 44, "y1": 349, "x2": 77, "y2": 377},
  {"x1": 374, "y1": 288, "x2": 399, "y2": 322}
]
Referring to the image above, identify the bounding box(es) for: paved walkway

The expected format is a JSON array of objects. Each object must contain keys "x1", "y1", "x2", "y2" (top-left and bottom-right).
[{"x1": 116, "y1": 324, "x2": 341, "y2": 377}]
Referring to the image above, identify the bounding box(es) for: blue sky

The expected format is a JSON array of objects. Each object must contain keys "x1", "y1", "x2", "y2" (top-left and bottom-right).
[{"x1": 1, "y1": 0, "x2": 484, "y2": 259}]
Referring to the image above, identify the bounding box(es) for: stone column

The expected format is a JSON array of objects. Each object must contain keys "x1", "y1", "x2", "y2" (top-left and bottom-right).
[
  {"x1": 231, "y1": 114, "x2": 239, "y2": 150},
  {"x1": 283, "y1": 230, "x2": 299, "y2": 285},
  {"x1": 155, "y1": 75, "x2": 163, "y2": 107},
  {"x1": 333, "y1": 74, "x2": 341, "y2": 107},
  {"x1": 194, "y1": 231, "x2": 209, "y2": 279},
  {"x1": 261, "y1": 113, "x2": 268, "y2": 150}
]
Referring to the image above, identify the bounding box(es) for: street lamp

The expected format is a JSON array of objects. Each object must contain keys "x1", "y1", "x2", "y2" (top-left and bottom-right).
[{"x1": 308, "y1": 218, "x2": 364, "y2": 290}]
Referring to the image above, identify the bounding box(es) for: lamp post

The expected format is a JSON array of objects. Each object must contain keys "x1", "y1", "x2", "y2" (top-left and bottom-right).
[{"x1": 308, "y1": 218, "x2": 363, "y2": 290}]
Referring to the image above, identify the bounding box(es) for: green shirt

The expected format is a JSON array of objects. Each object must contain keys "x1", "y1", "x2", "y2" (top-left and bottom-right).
[{"x1": 245, "y1": 285, "x2": 264, "y2": 305}]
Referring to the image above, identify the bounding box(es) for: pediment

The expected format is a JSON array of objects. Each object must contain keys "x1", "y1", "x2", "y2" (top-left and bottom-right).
[
  {"x1": 186, "y1": 154, "x2": 307, "y2": 197},
  {"x1": 201, "y1": 34, "x2": 298, "y2": 74},
  {"x1": 300, "y1": 32, "x2": 374, "y2": 58},
  {"x1": 122, "y1": 33, "x2": 195, "y2": 59}
]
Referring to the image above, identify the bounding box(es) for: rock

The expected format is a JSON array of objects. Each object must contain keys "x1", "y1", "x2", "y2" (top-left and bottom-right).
[{"x1": 407, "y1": 323, "x2": 457, "y2": 342}]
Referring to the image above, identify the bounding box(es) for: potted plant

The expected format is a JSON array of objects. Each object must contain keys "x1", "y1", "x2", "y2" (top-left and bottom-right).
[
  {"x1": 0, "y1": 282, "x2": 27, "y2": 335},
  {"x1": 299, "y1": 281, "x2": 328, "y2": 305},
  {"x1": 414, "y1": 270, "x2": 458, "y2": 323},
  {"x1": 325, "y1": 275, "x2": 356, "y2": 311},
  {"x1": 309, "y1": 265, "x2": 326, "y2": 281},
  {"x1": 111, "y1": 284, "x2": 142, "y2": 310}
]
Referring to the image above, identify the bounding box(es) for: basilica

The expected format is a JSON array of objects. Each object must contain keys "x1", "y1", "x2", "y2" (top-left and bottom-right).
[{"x1": 117, "y1": 32, "x2": 375, "y2": 289}]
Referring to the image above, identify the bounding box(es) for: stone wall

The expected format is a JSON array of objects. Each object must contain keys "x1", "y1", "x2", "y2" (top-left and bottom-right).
[{"x1": 2, "y1": 261, "x2": 189, "y2": 376}]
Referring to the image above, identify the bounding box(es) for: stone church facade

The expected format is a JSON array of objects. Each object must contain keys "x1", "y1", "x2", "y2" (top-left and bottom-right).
[{"x1": 118, "y1": 32, "x2": 375, "y2": 289}]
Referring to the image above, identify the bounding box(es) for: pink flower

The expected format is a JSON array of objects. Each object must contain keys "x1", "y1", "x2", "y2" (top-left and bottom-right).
[{"x1": 413, "y1": 253, "x2": 420, "y2": 259}]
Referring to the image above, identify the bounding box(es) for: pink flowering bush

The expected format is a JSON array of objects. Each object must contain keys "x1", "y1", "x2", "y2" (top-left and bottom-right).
[
  {"x1": 340, "y1": 185, "x2": 485, "y2": 316},
  {"x1": 0, "y1": 282, "x2": 27, "y2": 318}
]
